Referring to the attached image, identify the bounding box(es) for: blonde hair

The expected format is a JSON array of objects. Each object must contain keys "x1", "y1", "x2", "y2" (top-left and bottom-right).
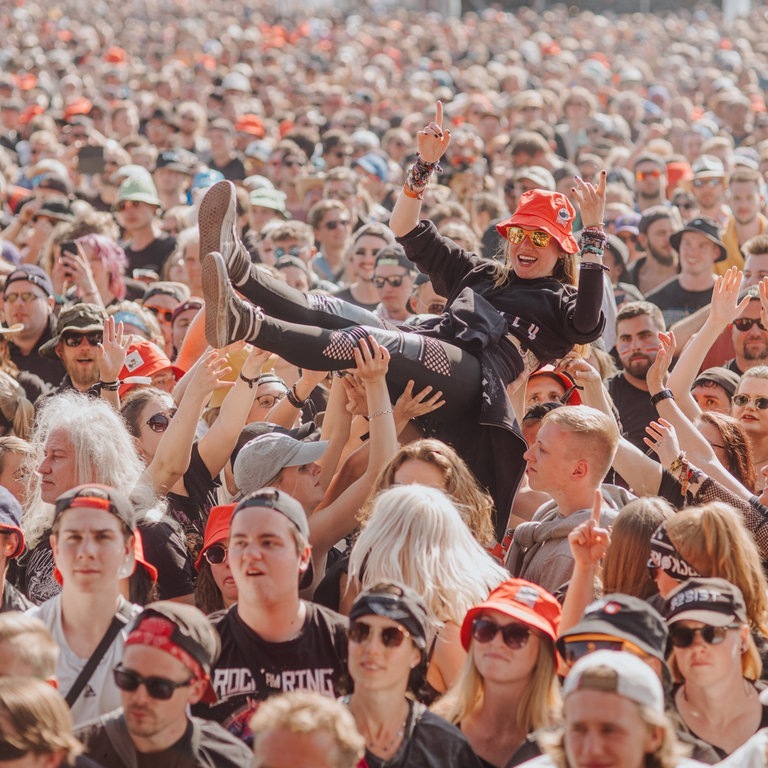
[
  {"x1": 348, "y1": 485, "x2": 507, "y2": 629},
  {"x1": 0, "y1": 372, "x2": 34, "y2": 440},
  {"x1": 438, "y1": 629, "x2": 561, "y2": 734},
  {"x1": 490, "y1": 244, "x2": 578, "y2": 288},
  {"x1": 361, "y1": 439, "x2": 496, "y2": 547},
  {"x1": 664, "y1": 502, "x2": 768, "y2": 637}
]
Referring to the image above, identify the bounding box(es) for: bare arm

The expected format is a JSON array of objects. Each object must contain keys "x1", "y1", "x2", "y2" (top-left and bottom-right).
[
  {"x1": 389, "y1": 101, "x2": 451, "y2": 237},
  {"x1": 667, "y1": 268, "x2": 749, "y2": 420}
]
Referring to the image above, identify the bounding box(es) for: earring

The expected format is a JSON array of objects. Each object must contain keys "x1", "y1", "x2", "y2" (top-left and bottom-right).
[{"x1": 741, "y1": 644, "x2": 748, "y2": 653}]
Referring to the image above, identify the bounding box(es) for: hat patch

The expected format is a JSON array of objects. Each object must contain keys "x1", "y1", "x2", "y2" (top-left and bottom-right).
[
  {"x1": 124, "y1": 349, "x2": 146, "y2": 372},
  {"x1": 557, "y1": 207, "x2": 571, "y2": 224},
  {"x1": 602, "y1": 601, "x2": 621, "y2": 615},
  {"x1": 515, "y1": 585, "x2": 542, "y2": 609}
]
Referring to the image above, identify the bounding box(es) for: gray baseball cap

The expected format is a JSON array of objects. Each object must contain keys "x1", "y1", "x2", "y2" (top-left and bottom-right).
[{"x1": 233, "y1": 432, "x2": 328, "y2": 497}]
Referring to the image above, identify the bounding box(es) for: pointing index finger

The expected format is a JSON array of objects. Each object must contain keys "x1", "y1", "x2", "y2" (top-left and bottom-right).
[
  {"x1": 435, "y1": 101, "x2": 443, "y2": 130},
  {"x1": 591, "y1": 489, "x2": 602, "y2": 524}
]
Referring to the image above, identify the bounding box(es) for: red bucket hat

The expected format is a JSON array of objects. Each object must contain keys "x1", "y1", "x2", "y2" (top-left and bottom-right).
[
  {"x1": 460, "y1": 578, "x2": 561, "y2": 655},
  {"x1": 496, "y1": 190, "x2": 579, "y2": 254},
  {"x1": 194, "y1": 504, "x2": 236, "y2": 571}
]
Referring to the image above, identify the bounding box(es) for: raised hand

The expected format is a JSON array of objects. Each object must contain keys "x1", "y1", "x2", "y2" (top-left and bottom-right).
[
  {"x1": 709, "y1": 267, "x2": 749, "y2": 326},
  {"x1": 643, "y1": 417, "x2": 682, "y2": 468},
  {"x1": 97, "y1": 316, "x2": 129, "y2": 383},
  {"x1": 568, "y1": 489, "x2": 610, "y2": 567},
  {"x1": 646, "y1": 331, "x2": 676, "y2": 393},
  {"x1": 416, "y1": 101, "x2": 452, "y2": 164},
  {"x1": 571, "y1": 170, "x2": 607, "y2": 228},
  {"x1": 352, "y1": 336, "x2": 390, "y2": 383},
  {"x1": 393, "y1": 380, "x2": 445, "y2": 423}
]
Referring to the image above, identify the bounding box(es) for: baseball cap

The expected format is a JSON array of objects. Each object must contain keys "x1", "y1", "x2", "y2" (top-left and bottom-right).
[
  {"x1": 669, "y1": 217, "x2": 727, "y2": 262},
  {"x1": 460, "y1": 578, "x2": 561, "y2": 652},
  {"x1": 648, "y1": 523, "x2": 701, "y2": 581},
  {"x1": 664, "y1": 577, "x2": 748, "y2": 627},
  {"x1": 194, "y1": 504, "x2": 236, "y2": 571},
  {"x1": 355, "y1": 152, "x2": 388, "y2": 182},
  {"x1": 39, "y1": 303, "x2": 107, "y2": 358},
  {"x1": 614, "y1": 212, "x2": 641, "y2": 236},
  {"x1": 374, "y1": 243, "x2": 414, "y2": 272},
  {"x1": 54, "y1": 484, "x2": 137, "y2": 532},
  {"x1": 514, "y1": 165, "x2": 556, "y2": 191},
  {"x1": 126, "y1": 601, "x2": 220, "y2": 703},
  {"x1": 235, "y1": 114, "x2": 265, "y2": 138},
  {"x1": 350, "y1": 582, "x2": 429, "y2": 651},
  {"x1": 692, "y1": 154, "x2": 725, "y2": 178},
  {"x1": 155, "y1": 149, "x2": 196, "y2": 175},
  {"x1": 233, "y1": 433, "x2": 328, "y2": 496},
  {"x1": 232, "y1": 488, "x2": 314, "y2": 589},
  {"x1": 191, "y1": 169, "x2": 225, "y2": 193},
  {"x1": 0, "y1": 486, "x2": 24, "y2": 558},
  {"x1": 230, "y1": 420, "x2": 318, "y2": 467},
  {"x1": 118, "y1": 339, "x2": 184, "y2": 397},
  {"x1": 692, "y1": 366, "x2": 740, "y2": 399},
  {"x1": 117, "y1": 175, "x2": 162, "y2": 208},
  {"x1": 249, "y1": 188, "x2": 288, "y2": 218},
  {"x1": 528, "y1": 364, "x2": 582, "y2": 405},
  {"x1": 557, "y1": 594, "x2": 668, "y2": 665},
  {"x1": 564, "y1": 650, "x2": 665, "y2": 714},
  {"x1": 3, "y1": 264, "x2": 53, "y2": 297},
  {"x1": 496, "y1": 190, "x2": 579, "y2": 254}
]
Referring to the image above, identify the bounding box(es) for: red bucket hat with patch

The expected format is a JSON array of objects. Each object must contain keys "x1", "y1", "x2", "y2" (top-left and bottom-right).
[{"x1": 496, "y1": 190, "x2": 579, "y2": 254}]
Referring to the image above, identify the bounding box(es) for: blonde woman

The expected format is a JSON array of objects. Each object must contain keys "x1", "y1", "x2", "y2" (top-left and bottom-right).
[{"x1": 347, "y1": 484, "x2": 507, "y2": 702}]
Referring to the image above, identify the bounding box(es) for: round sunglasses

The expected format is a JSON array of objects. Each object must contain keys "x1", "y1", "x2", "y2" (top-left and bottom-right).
[
  {"x1": 505, "y1": 227, "x2": 552, "y2": 248},
  {"x1": 113, "y1": 664, "x2": 193, "y2": 700},
  {"x1": 203, "y1": 543, "x2": 227, "y2": 565},
  {"x1": 145, "y1": 408, "x2": 178, "y2": 433},
  {"x1": 668, "y1": 623, "x2": 741, "y2": 648},
  {"x1": 348, "y1": 620, "x2": 410, "y2": 649},
  {"x1": 472, "y1": 617, "x2": 531, "y2": 649},
  {"x1": 732, "y1": 394, "x2": 768, "y2": 410}
]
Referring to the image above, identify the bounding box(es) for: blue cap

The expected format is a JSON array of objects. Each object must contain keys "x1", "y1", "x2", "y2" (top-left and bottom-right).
[{"x1": 355, "y1": 152, "x2": 388, "y2": 182}]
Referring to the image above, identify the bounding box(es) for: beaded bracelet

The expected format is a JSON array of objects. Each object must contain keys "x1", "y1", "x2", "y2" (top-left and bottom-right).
[{"x1": 405, "y1": 154, "x2": 442, "y2": 193}]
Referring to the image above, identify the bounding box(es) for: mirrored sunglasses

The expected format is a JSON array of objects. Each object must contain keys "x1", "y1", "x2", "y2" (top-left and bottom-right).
[
  {"x1": 145, "y1": 306, "x2": 175, "y2": 323},
  {"x1": 505, "y1": 227, "x2": 553, "y2": 248}
]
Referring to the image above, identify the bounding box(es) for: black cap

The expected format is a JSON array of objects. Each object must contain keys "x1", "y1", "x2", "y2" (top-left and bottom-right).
[
  {"x1": 374, "y1": 243, "x2": 414, "y2": 272},
  {"x1": 4, "y1": 264, "x2": 54, "y2": 297},
  {"x1": 54, "y1": 484, "x2": 137, "y2": 532}
]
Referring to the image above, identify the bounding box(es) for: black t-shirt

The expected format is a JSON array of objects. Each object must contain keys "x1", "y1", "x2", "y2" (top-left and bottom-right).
[
  {"x1": 364, "y1": 702, "x2": 482, "y2": 768},
  {"x1": 645, "y1": 278, "x2": 714, "y2": 328},
  {"x1": 208, "y1": 156, "x2": 246, "y2": 182},
  {"x1": 193, "y1": 602, "x2": 348, "y2": 745},
  {"x1": 139, "y1": 518, "x2": 196, "y2": 600},
  {"x1": 606, "y1": 372, "x2": 657, "y2": 453},
  {"x1": 332, "y1": 286, "x2": 379, "y2": 312},
  {"x1": 124, "y1": 235, "x2": 176, "y2": 275}
]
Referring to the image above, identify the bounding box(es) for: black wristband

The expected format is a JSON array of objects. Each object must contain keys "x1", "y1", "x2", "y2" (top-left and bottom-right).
[
  {"x1": 286, "y1": 385, "x2": 307, "y2": 408},
  {"x1": 239, "y1": 372, "x2": 257, "y2": 389},
  {"x1": 650, "y1": 389, "x2": 674, "y2": 407},
  {"x1": 99, "y1": 380, "x2": 120, "y2": 392}
]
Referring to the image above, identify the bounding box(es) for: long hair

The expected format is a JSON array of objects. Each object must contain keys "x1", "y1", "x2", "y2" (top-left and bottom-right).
[
  {"x1": 24, "y1": 392, "x2": 163, "y2": 548},
  {"x1": 602, "y1": 498, "x2": 674, "y2": 599},
  {"x1": 489, "y1": 243, "x2": 578, "y2": 288},
  {"x1": 0, "y1": 371, "x2": 34, "y2": 439},
  {"x1": 697, "y1": 411, "x2": 756, "y2": 491},
  {"x1": 195, "y1": 560, "x2": 227, "y2": 615},
  {"x1": 361, "y1": 439, "x2": 496, "y2": 547},
  {"x1": 438, "y1": 632, "x2": 561, "y2": 735},
  {"x1": 348, "y1": 485, "x2": 507, "y2": 630},
  {"x1": 120, "y1": 386, "x2": 172, "y2": 438},
  {"x1": 664, "y1": 502, "x2": 768, "y2": 637}
]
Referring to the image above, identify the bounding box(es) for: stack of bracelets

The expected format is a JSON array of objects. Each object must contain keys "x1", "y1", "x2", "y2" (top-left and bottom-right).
[
  {"x1": 579, "y1": 226, "x2": 608, "y2": 271},
  {"x1": 402, "y1": 155, "x2": 442, "y2": 200}
]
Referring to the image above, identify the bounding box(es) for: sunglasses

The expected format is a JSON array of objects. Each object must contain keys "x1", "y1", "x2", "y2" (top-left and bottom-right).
[
  {"x1": 472, "y1": 617, "x2": 531, "y2": 649},
  {"x1": 674, "y1": 200, "x2": 695, "y2": 210},
  {"x1": 635, "y1": 169, "x2": 662, "y2": 180},
  {"x1": 145, "y1": 306, "x2": 174, "y2": 323},
  {"x1": 62, "y1": 332, "x2": 103, "y2": 347},
  {"x1": 733, "y1": 317, "x2": 767, "y2": 332},
  {"x1": 256, "y1": 393, "x2": 285, "y2": 408},
  {"x1": 693, "y1": 178, "x2": 721, "y2": 188},
  {"x1": 146, "y1": 409, "x2": 178, "y2": 432},
  {"x1": 323, "y1": 219, "x2": 351, "y2": 230},
  {"x1": 668, "y1": 623, "x2": 741, "y2": 648},
  {"x1": 203, "y1": 543, "x2": 228, "y2": 565},
  {"x1": 348, "y1": 620, "x2": 410, "y2": 649},
  {"x1": 373, "y1": 274, "x2": 408, "y2": 288},
  {"x1": 505, "y1": 227, "x2": 553, "y2": 248},
  {"x1": 274, "y1": 246, "x2": 302, "y2": 259},
  {"x1": 732, "y1": 394, "x2": 768, "y2": 409},
  {"x1": 562, "y1": 635, "x2": 650, "y2": 664},
  {"x1": 4, "y1": 291, "x2": 45, "y2": 303},
  {"x1": 113, "y1": 665, "x2": 194, "y2": 700}
]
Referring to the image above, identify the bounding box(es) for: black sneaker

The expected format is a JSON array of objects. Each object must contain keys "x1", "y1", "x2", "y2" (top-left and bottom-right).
[
  {"x1": 202, "y1": 251, "x2": 263, "y2": 348},
  {"x1": 198, "y1": 181, "x2": 251, "y2": 286}
]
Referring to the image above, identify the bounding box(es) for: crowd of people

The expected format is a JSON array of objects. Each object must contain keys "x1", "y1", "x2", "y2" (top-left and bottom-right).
[{"x1": 6, "y1": 0, "x2": 768, "y2": 766}]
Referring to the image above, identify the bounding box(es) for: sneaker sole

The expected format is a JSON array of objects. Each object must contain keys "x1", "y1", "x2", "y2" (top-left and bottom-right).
[
  {"x1": 201, "y1": 252, "x2": 230, "y2": 349},
  {"x1": 198, "y1": 181, "x2": 236, "y2": 265}
]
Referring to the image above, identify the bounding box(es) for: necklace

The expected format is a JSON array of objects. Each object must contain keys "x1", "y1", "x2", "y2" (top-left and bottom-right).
[{"x1": 365, "y1": 714, "x2": 408, "y2": 754}]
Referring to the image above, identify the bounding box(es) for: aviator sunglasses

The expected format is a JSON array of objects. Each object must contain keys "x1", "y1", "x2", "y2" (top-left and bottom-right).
[
  {"x1": 472, "y1": 617, "x2": 531, "y2": 649},
  {"x1": 505, "y1": 227, "x2": 553, "y2": 248},
  {"x1": 113, "y1": 664, "x2": 194, "y2": 700}
]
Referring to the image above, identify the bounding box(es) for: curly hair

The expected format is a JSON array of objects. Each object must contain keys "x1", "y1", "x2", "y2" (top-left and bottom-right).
[{"x1": 698, "y1": 411, "x2": 756, "y2": 491}]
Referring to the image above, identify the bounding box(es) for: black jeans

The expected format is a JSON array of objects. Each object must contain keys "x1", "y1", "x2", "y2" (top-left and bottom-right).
[{"x1": 242, "y1": 267, "x2": 482, "y2": 420}]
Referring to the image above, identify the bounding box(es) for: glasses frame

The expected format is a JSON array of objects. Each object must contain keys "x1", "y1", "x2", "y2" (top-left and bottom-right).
[
  {"x1": 113, "y1": 664, "x2": 194, "y2": 700},
  {"x1": 348, "y1": 620, "x2": 410, "y2": 649},
  {"x1": 732, "y1": 394, "x2": 768, "y2": 410},
  {"x1": 203, "y1": 542, "x2": 228, "y2": 565},
  {"x1": 732, "y1": 317, "x2": 767, "y2": 332},
  {"x1": 145, "y1": 409, "x2": 178, "y2": 433},
  {"x1": 505, "y1": 227, "x2": 553, "y2": 248},
  {"x1": 373, "y1": 274, "x2": 408, "y2": 288},
  {"x1": 668, "y1": 623, "x2": 741, "y2": 649},
  {"x1": 62, "y1": 331, "x2": 103, "y2": 348},
  {"x1": 471, "y1": 617, "x2": 532, "y2": 649}
]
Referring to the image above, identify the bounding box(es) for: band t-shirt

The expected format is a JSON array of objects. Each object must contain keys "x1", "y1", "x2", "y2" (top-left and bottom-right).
[{"x1": 193, "y1": 601, "x2": 348, "y2": 745}]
